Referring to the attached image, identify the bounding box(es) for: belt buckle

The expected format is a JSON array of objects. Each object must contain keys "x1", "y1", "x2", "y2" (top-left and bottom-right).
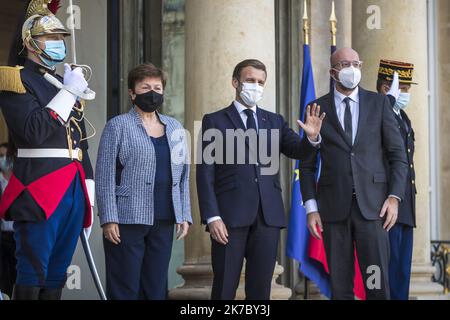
[{"x1": 73, "y1": 148, "x2": 83, "y2": 162}]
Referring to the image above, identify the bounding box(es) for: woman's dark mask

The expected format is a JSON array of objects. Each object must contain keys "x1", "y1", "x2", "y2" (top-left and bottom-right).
[{"x1": 133, "y1": 90, "x2": 164, "y2": 113}]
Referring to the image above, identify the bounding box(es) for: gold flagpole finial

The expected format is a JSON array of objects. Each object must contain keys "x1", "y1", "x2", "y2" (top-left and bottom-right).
[
  {"x1": 329, "y1": 0, "x2": 337, "y2": 47},
  {"x1": 303, "y1": 0, "x2": 310, "y2": 45}
]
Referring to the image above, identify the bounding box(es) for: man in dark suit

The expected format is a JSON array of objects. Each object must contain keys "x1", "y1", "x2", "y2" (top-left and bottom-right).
[
  {"x1": 377, "y1": 60, "x2": 417, "y2": 300},
  {"x1": 300, "y1": 48, "x2": 409, "y2": 300},
  {"x1": 196, "y1": 59, "x2": 325, "y2": 300}
]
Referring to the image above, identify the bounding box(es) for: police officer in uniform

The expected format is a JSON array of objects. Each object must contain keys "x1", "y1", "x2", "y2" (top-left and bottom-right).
[
  {"x1": 0, "y1": 0, "x2": 95, "y2": 300},
  {"x1": 377, "y1": 59, "x2": 417, "y2": 300}
]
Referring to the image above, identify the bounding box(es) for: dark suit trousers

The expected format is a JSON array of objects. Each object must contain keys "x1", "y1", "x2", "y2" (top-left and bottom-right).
[
  {"x1": 211, "y1": 205, "x2": 280, "y2": 300},
  {"x1": 323, "y1": 196, "x2": 391, "y2": 300},
  {"x1": 104, "y1": 220, "x2": 174, "y2": 300}
]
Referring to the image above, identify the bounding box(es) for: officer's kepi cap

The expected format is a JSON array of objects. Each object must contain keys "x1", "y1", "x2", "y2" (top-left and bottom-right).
[{"x1": 378, "y1": 59, "x2": 418, "y2": 85}]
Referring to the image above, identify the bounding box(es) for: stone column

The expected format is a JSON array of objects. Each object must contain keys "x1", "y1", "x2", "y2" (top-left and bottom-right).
[
  {"x1": 352, "y1": 0, "x2": 443, "y2": 299},
  {"x1": 436, "y1": 0, "x2": 450, "y2": 296},
  {"x1": 169, "y1": 0, "x2": 291, "y2": 300},
  {"x1": 437, "y1": 0, "x2": 450, "y2": 241}
]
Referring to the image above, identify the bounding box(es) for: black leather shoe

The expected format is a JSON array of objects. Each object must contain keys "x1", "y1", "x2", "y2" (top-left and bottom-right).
[
  {"x1": 12, "y1": 285, "x2": 41, "y2": 300},
  {"x1": 39, "y1": 288, "x2": 63, "y2": 300}
]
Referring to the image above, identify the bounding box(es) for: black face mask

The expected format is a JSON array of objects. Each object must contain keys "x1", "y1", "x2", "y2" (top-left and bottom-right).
[{"x1": 133, "y1": 90, "x2": 164, "y2": 113}]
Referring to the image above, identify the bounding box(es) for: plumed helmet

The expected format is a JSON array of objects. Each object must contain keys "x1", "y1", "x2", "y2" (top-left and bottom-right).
[{"x1": 22, "y1": 0, "x2": 70, "y2": 45}]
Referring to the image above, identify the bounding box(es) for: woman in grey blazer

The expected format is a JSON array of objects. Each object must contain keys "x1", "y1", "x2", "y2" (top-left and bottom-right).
[{"x1": 96, "y1": 63, "x2": 192, "y2": 300}]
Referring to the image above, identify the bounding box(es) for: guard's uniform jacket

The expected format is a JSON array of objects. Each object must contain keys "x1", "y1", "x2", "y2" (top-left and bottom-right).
[
  {"x1": 0, "y1": 59, "x2": 92, "y2": 227},
  {"x1": 393, "y1": 109, "x2": 416, "y2": 228}
]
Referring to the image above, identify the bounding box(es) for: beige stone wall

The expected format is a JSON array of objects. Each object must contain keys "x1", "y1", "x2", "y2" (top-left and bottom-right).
[
  {"x1": 352, "y1": 0, "x2": 430, "y2": 264},
  {"x1": 310, "y1": 0, "x2": 352, "y2": 97},
  {"x1": 437, "y1": 0, "x2": 450, "y2": 240}
]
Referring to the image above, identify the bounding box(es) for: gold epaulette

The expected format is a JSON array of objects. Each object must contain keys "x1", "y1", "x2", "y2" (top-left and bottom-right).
[{"x1": 0, "y1": 66, "x2": 26, "y2": 94}]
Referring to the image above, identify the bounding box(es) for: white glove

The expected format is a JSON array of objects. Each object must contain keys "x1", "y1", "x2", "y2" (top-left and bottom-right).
[
  {"x1": 64, "y1": 64, "x2": 88, "y2": 94},
  {"x1": 45, "y1": 65, "x2": 94, "y2": 122},
  {"x1": 84, "y1": 179, "x2": 95, "y2": 240},
  {"x1": 387, "y1": 71, "x2": 401, "y2": 100}
]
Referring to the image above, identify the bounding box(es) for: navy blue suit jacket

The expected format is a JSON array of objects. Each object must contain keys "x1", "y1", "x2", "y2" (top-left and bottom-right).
[{"x1": 196, "y1": 103, "x2": 314, "y2": 228}]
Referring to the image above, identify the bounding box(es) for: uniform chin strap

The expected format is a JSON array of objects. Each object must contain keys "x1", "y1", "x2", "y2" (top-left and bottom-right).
[{"x1": 24, "y1": 34, "x2": 42, "y2": 55}]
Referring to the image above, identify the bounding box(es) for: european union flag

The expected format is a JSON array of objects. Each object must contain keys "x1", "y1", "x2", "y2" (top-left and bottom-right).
[{"x1": 286, "y1": 44, "x2": 331, "y2": 299}]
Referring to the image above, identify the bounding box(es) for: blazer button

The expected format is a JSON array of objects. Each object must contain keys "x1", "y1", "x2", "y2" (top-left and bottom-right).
[
  {"x1": 255, "y1": 178, "x2": 258, "y2": 183},
  {"x1": 412, "y1": 180, "x2": 415, "y2": 185}
]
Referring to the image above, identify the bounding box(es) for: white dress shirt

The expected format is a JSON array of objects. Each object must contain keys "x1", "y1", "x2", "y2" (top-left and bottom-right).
[
  {"x1": 234, "y1": 100, "x2": 259, "y2": 132},
  {"x1": 334, "y1": 86, "x2": 360, "y2": 144}
]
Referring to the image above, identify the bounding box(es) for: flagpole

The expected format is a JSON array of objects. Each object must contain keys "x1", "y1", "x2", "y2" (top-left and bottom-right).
[
  {"x1": 302, "y1": 0, "x2": 310, "y2": 300},
  {"x1": 330, "y1": 0, "x2": 337, "y2": 91},
  {"x1": 330, "y1": 1, "x2": 337, "y2": 47},
  {"x1": 288, "y1": 1, "x2": 332, "y2": 300},
  {"x1": 303, "y1": 0, "x2": 310, "y2": 46}
]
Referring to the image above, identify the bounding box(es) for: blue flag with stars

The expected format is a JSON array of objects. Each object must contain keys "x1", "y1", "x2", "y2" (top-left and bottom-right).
[{"x1": 286, "y1": 44, "x2": 331, "y2": 299}]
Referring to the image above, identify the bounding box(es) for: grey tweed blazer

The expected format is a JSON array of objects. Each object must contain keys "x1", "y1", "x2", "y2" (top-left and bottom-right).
[{"x1": 96, "y1": 107, "x2": 192, "y2": 226}]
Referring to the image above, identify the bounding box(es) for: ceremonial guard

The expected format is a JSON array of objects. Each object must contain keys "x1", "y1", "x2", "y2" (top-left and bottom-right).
[
  {"x1": 377, "y1": 59, "x2": 417, "y2": 300},
  {"x1": 0, "y1": 0, "x2": 95, "y2": 300}
]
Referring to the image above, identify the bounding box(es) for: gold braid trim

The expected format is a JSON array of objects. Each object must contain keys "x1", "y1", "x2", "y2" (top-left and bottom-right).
[{"x1": 0, "y1": 66, "x2": 26, "y2": 94}]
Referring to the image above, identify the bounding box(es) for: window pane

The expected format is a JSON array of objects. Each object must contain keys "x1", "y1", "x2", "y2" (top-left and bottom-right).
[{"x1": 161, "y1": 0, "x2": 186, "y2": 124}]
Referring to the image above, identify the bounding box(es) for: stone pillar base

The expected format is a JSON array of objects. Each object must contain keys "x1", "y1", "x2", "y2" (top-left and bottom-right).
[
  {"x1": 293, "y1": 279, "x2": 328, "y2": 300},
  {"x1": 409, "y1": 263, "x2": 447, "y2": 300},
  {"x1": 270, "y1": 263, "x2": 294, "y2": 300},
  {"x1": 169, "y1": 263, "x2": 213, "y2": 300},
  {"x1": 169, "y1": 262, "x2": 292, "y2": 300}
]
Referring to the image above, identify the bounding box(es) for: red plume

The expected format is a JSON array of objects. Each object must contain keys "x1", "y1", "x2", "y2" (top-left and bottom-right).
[{"x1": 48, "y1": 0, "x2": 61, "y2": 15}]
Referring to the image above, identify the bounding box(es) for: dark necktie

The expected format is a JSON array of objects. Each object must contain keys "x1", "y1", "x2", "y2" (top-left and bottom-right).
[
  {"x1": 343, "y1": 97, "x2": 353, "y2": 145},
  {"x1": 244, "y1": 109, "x2": 257, "y2": 132}
]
